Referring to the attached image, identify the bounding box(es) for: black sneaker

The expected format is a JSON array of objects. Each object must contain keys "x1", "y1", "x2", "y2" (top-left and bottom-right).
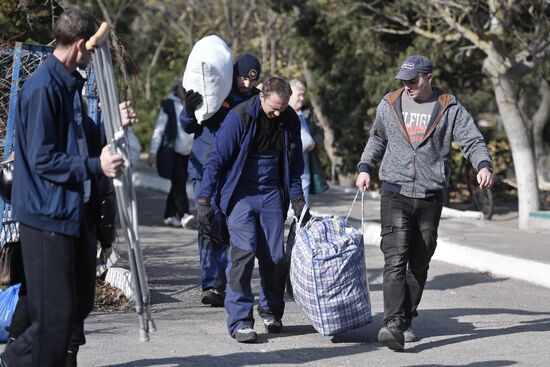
[
  {"x1": 234, "y1": 328, "x2": 257, "y2": 343},
  {"x1": 403, "y1": 325, "x2": 419, "y2": 342},
  {"x1": 378, "y1": 322, "x2": 405, "y2": 351},
  {"x1": 262, "y1": 318, "x2": 283, "y2": 333},
  {"x1": 201, "y1": 288, "x2": 225, "y2": 307}
]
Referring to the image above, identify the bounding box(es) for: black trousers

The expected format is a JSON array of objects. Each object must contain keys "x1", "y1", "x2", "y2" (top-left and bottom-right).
[
  {"x1": 379, "y1": 190, "x2": 443, "y2": 327},
  {"x1": 164, "y1": 153, "x2": 190, "y2": 219},
  {"x1": 2, "y1": 205, "x2": 97, "y2": 367}
]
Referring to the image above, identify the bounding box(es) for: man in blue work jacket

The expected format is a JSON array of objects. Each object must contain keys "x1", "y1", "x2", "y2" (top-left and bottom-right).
[
  {"x1": 181, "y1": 54, "x2": 262, "y2": 307},
  {"x1": 196, "y1": 77, "x2": 309, "y2": 343},
  {"x1": 0, "y1": 7, "x2": 124, "y2": 367}
]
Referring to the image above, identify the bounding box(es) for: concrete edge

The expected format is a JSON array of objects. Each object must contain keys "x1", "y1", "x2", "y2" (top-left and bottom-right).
[
  {"x1": 105, "y1": 267, "x2": 135, "y2": 300},
  {"x1": 132, "y1": 172, "x2": 170, "y2": 194},
  {"x1": 358, "y1": 221, "x2": 550, "y2": 289},
  {"x1": 441, "y1": 206, "x2": 484, "y2": 220},
  {"x1": 433, "y1": 239, "x2": 550, "y2": 289},
  {"x1": 132, "y1": 169, "x2": 549, "y2": 289}
]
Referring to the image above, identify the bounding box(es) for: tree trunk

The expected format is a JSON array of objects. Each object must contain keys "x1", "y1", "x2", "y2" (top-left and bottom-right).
[
  {"x1": 532, "y1": 79, "x2": 550, "y2": 182},
  {"x1": 302, "y1": 62, "x2": 342, "y2": 183},
  {"x1": 145, "y1": 34, "x2": 167, "y2": 102},
  {"x1": 491, "y1": 73, "x2": 540, "y2": 229}
]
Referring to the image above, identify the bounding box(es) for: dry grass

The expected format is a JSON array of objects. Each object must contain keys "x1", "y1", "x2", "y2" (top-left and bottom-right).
[{"x1": 94, "y1": 278, "x2": 132, "y2": 312}]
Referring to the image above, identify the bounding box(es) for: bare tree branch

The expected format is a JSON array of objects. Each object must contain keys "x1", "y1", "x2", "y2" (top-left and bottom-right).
[
  {"x1": 429, "y1": 1, "x2": 492, "y2": 50},
  {"x1": 145, "y1": 33, "x2": 167, "y2": 101},
  {"x1": 96, "y1": 0, "x2": 133, "y2": 100}
]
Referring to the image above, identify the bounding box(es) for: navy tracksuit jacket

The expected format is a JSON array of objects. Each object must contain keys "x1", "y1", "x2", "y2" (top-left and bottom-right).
[{"x1": 198, "y1": 95, "x2": 304, "y2": 336}]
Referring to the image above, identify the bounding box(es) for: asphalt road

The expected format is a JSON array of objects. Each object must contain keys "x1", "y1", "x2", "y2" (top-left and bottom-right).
[{"x1": 74, "y1": 188, "x2": 550, "y2": 367}]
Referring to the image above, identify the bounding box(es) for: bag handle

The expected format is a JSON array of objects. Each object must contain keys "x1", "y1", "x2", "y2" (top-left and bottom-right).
[
  {"x1": 295, "y1": 189, "x2": 365, "y2": 237},
  {"x1": 296, "y1": 202, "x2": 309, "y2": 229},
  {"x1": 345, "y1": 189, "x2": 365, "y2": 234}
]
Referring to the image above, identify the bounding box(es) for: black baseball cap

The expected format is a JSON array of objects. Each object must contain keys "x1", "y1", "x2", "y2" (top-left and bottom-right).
[{"x1": 394, "y1": 55, "x2": 433, "y2": 80}]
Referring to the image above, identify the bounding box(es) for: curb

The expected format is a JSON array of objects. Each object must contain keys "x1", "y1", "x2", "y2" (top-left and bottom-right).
[
  {"x1": 105, "y1": 267, "x2": 134, "y2": 300},
  {"x1": 131, "y1": 171, "x2": 550, "y2": 290},
  {"x1": 132, "y1": 172, "x2": 170, "y2": 194},
  {"x1": 433, "y1": 239, "x2": 550, "y2": 289},
  {"x1": 355, "y1": 221, "x2": 550, "y2": 289}
]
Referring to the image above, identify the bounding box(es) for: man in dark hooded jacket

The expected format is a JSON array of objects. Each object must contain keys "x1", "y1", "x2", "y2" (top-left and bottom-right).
[{"x1": 180, "y1": 54, "x2": 262, "y2": 307}]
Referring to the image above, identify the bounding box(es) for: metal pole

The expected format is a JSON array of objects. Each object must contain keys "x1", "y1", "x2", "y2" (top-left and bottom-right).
[{"x1": 87, "y1": 24, "x2": 155, "y2": 341}]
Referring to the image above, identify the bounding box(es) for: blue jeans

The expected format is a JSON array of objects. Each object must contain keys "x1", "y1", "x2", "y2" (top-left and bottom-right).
[{"x1": 379, "y1": 190, "x2": 443, "y2": 327}]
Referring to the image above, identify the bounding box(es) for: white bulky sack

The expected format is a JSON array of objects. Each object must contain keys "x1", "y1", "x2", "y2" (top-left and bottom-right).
[{"x1": 182, "y1": 35, "x2": 233, "y2": 123}]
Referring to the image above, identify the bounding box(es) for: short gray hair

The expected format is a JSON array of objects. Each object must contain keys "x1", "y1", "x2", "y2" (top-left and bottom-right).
[{"x1": 289, "y1": 79, "x2": 306, "y2": 92}]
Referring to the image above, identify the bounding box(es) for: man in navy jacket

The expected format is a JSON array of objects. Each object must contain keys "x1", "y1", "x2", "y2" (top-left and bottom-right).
[
  {"x1": 196, "y1": 77, "x2": 309, "y2": 343},
  {"x1": 1, "y1": 7, "x2": 123, "y2": 367},
  {"x1": 180, "y1": 54, "x2": 262, "y2": 307}
]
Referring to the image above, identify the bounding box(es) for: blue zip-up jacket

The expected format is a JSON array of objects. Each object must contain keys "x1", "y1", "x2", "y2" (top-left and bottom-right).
[
  {"x1": 180, "y1": 87, "x2": 260, "y2": 181},
  {"x1": 197, "y1": 95, "x2": 304, "y2": 216},
  {"x1": 12, "y1": 55, "x2": 103, "y2": 236}
]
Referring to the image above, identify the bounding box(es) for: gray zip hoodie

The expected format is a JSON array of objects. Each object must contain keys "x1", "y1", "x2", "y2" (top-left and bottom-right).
[{"x1": 358, "y1": 87, "x2": 492, "y2": 198}]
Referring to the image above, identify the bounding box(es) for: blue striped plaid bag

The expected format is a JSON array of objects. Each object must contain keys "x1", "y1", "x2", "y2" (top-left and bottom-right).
[{"x1": 290, "y1": 208, "x2": 372, "y2": 336}]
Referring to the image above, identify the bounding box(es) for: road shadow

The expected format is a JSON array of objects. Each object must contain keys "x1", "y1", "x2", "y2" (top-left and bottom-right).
[
  {"x1": 426, "y1": 271, "x2": 508, "y2": 290},
  {"x1": 405, "y1": 307, "x2": 550, "y2": 353},
  {"x1": 404, "y1": 361, "x2": 517, "y2": 367},
  {"x1": 104, "y1": 344, "x2": 377, "y2": 367},
  {"x1": 260, "y1": 323, "x2": 318, "y2": 339},
  {"x1": 366, "y1": 270, "x2": 506, "y2": 293},
  {"x1": 313, "y1": 306, "x2": 550, "y2": 355}
]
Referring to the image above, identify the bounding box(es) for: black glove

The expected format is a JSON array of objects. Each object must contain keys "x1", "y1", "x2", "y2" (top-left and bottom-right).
[
  {"x1": 185, "y1": 90, "x2": 203, "y2": 117},
  {"x1": 291, "y1": 197, "x2": 311, "y2": 226},
  {"x1": 197, "y1": 197, "x2": 214, "y2": 226}
]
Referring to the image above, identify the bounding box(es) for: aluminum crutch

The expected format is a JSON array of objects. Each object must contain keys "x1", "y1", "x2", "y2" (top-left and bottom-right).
[{"x1": 86, "y1": 22, "x2": 156, "y2": 341}]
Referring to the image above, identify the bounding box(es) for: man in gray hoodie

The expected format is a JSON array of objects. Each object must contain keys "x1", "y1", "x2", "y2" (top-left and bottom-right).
[{"x1": 356, "y1": 55, "x2": 494, "y2": 351}]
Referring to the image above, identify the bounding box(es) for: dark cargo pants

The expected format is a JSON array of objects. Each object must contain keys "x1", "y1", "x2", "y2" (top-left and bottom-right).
[{"x1": 379, "y1": 190, "x2": 443, "y2": 327}]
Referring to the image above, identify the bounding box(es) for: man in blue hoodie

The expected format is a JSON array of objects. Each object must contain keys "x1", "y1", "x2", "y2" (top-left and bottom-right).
[
  {"x1": 181, "y1": 54, "x2": 262, "y2": 307},
  {"x1": 0, "y1": 7, "x2": 124, "y2": 367},
  {"x1": 356, "y1": 55, "x2": 494, "y2": 351}
]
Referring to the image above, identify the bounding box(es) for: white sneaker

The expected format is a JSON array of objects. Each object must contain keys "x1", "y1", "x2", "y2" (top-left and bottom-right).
[
  {"x1": 181, "y1": 214, "x2": 196, "y2": 229},
  {"x1": 163, "y1": 216, "x2": 181, "y2": 227}
]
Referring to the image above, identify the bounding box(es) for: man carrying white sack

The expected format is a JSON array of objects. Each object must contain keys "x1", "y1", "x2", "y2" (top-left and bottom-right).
[{"x1": 180, "y1": 54, "x2": 262, "y2": 307}]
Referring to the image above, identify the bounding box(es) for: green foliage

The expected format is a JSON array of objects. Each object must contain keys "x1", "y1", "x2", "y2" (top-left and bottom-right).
[
  {"x1": 487, "y1": 138, "x2": 512, "y2": 175},
  {"x1": 2, "y1": 0, "x2": 547, "y2": 181},
  {"x1": 286, "y1": 1, "x2": 408, "y2": 173},
  {"x1": 129, "y1": 69, "x2": 178, "y2": 150},
  {"x1": 0, "y1": 0, "x2": 61, "y2": 44}
]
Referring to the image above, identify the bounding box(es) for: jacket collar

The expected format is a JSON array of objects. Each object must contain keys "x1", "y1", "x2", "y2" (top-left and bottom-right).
[
  {"x1": 46, "y1": 55, "x2": 78, "y2": 93},
  {"x1": 247, "y1": 94, "x2": 261, "y2": 117},
  {"x1": 385, "y1": 87, "x2": 456, "y2": 146}
]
